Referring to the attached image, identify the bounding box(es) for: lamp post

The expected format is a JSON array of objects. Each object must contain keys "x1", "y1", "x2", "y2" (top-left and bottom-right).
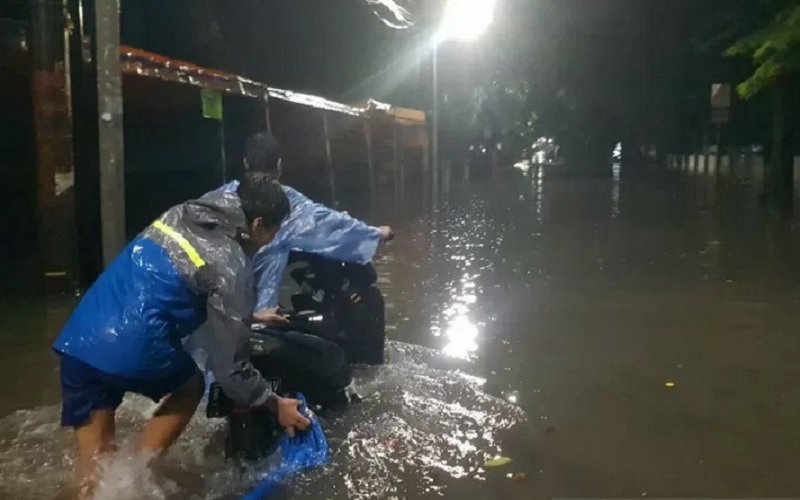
[
  {"x1": 432, "y1": 40, "x2": 439, "y2": 193},
  {"x1": 431, "y1": 0, "x2": 497, "y2": 190}
]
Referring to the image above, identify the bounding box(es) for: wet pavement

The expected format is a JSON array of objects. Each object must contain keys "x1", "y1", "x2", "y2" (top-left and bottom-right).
[{"x1": 3, "y1": 165, "x2": 800, "y2": 498}]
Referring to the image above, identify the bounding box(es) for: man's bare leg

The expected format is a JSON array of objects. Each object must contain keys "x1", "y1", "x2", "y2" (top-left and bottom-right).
[
  {"x1": 139, "y1": 371, "x2": 204, "y2": 455},
  {"x1": 74, "y1": 408, "x2": 116, "y2": 498}
]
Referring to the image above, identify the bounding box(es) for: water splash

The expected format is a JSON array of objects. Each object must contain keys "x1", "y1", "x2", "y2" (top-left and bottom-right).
[
  {"x1": 297, "y1": 342, "x2": 525, "y2": 499},
  {"x1": 0, "y1": 342, "x2": 524, "y2": 499}
]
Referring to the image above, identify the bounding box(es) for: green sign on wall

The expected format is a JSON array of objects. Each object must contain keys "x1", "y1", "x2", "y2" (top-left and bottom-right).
[{"x1": 201, "y1": 89, "x2": 223, "y2": 120}]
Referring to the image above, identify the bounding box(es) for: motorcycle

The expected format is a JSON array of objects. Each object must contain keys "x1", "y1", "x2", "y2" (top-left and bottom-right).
[{"x1": 206, "y1": 251, "x2": 387, "y2": 460}]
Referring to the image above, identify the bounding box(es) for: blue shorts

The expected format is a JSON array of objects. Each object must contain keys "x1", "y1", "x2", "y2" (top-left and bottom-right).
[{"x1": 59, "y1": 352, "x2": 199, "y2": 428}]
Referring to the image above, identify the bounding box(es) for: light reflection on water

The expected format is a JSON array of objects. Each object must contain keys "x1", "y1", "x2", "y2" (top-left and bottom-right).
[
  {"x1": 442, "y1": 315, "x2": 479, "y2": 360},
  {"x1": 612, "y1": 162, "x2": 621, "y2": 218},
  {"x1": 426, "y1": 196, "x2": 493, "y2": 363},
  {"x1": 534, "y1": 166, "x2": 545, "y2": 224}
]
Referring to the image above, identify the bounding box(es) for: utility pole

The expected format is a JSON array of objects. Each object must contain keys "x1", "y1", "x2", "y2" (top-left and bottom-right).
[
  {"x1": 29, "y1": 0, "x2": 79, "y2": 292},
  {"x1": 431, "y1": 42, "x2": 439, "y2": 197},
  {"x1": 94, "y1": 0, "x2": 126, "y2": 266}
]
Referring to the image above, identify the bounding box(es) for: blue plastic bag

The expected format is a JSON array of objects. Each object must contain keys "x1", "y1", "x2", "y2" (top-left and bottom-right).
[{"x1": 239, "y1": 394, "x2": 329, "y2": 499}]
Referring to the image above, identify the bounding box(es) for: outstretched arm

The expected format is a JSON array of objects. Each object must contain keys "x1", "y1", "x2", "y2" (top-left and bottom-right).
[
  {"x1": 252, "y1": 186, "x2": 392, "y2": 311},
  {"x1": 283, "y1": 186, "x2": 387, "y2": 263}
]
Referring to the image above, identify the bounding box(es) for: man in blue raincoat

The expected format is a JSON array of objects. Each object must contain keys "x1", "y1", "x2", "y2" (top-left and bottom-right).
[
  {"x1": 52, "y1": 173, "x2": 310, "y2": 494},
  {"x1": 221, "y1": 132, "x2": 393, "y2": 320}
]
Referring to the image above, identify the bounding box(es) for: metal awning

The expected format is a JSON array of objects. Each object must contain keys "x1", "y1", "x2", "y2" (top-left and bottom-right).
[
  {"x1": 118, "y1": 47, "x2": 426, "y2": 124},
  {"x1": 119, "y1": 46, "x2": 270, "y2": 101},
  {"x1": 267, "y1": 88, "x2": 364, "y2": 116}
]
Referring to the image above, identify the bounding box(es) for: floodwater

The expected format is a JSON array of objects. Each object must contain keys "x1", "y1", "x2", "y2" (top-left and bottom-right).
[{"x1": 3, "y1": 164, "x2": 800, "y2": 499}]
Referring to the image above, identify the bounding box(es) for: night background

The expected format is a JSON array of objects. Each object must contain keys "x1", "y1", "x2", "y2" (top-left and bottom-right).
[
  {"x1": 3, "y1": 0, "x2": 795, "y2": 159},
  {"x1": 2, "y1": 1, "x2": 800, "y2": 499}
]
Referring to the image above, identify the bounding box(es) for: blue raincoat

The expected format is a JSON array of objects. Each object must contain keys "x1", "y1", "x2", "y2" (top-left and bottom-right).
[
  {"x1": 221, "y1": 181, "x2": 382, "y2": 311},
  {"x1": 53, "y1": 189, "x2": 284, "y2": 407}
]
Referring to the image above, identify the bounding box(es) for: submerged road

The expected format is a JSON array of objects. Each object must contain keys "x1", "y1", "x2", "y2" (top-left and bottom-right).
[{"x1": 2, "y1": 165, "x2": 800, "y2": 498}]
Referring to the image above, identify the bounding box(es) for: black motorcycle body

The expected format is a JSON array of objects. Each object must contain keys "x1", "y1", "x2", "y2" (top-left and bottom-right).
[{"x1": 206, "y1": 251, "x2": 386, "y2": 460}]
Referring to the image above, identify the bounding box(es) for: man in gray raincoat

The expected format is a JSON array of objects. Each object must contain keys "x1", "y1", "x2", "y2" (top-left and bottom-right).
[{"x1": 52, "y1": 173, "x2": 309, "y2": 494}]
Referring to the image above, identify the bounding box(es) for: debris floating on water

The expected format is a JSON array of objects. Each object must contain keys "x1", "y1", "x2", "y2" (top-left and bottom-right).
[{"x1": 484, "y1": 456, "x2": 512, "y2": 468}]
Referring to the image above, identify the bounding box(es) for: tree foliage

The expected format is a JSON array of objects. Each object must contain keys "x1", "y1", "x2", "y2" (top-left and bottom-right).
[
  {"x1": 439, "y1": 77, "x2": 582, "y2": 157},
  {"x1": 473, "y1": 81, "x2": 535, "y2": 148},
  {"x1": 725, "y1": 0, "x2": 800, "y2": 98}
]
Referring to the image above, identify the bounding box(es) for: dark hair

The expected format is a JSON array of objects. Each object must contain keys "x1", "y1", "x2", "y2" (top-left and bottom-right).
[
  {"x1": 237, "y1": 172, "x2": 290, "y2": 227},
  {"x1": 244, "y1": 132, "x2": 281, "y2": 174}
]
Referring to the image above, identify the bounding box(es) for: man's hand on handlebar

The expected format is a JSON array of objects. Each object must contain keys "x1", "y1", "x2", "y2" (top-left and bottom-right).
[
  {"x1": 263, "y1": 395, "x2": 311, "y2": 437},
  {"x1": 378, "y1": 226, "x2": 395, "y2": 242},
  {"x1": 253, "y1": 307, "x2": 289, "y2": 325}
]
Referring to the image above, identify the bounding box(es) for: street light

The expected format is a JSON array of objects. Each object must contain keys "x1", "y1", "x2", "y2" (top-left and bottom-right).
[
  {"x1": 437, "y1": 0, "x2": 497, "y2": 42},
  {"x1": 432, "y1": 0, "x2": 497, "y2": 190}
]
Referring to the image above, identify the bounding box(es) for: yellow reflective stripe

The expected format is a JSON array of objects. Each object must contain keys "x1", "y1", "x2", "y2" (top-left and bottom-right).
[{"x1": 152, "y1": 220, "x2": 206, "y2": 268}]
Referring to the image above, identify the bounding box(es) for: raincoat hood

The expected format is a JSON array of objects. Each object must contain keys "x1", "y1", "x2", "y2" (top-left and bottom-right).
[{"x1": 181, "y1": 189, "x2": 248, "y2": 241}]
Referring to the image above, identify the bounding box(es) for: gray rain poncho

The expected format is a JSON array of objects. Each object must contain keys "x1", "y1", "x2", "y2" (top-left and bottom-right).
[{"x1": 54, "y1": 188, "x2": 282, "y2": 407}]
